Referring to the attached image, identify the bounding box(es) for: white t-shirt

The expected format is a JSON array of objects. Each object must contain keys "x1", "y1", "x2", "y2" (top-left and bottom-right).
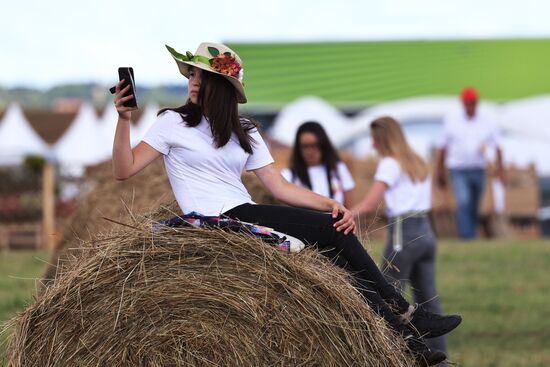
[
  {"x1": 143, "y1": 111, "x2": 274, "y2": 216},
  {"x1": 374, "y1": 157, "x2": 431, "y2": 217},
  {"x1": 438, "y1": 110, "x2": 501, "y2": 169},
  {"x1": 281, "y1": 162, "x2": 355, "y2": 205}
]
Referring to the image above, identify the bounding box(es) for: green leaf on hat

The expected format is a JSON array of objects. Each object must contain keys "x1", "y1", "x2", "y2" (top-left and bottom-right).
[
  {"x1": 208, "y1": 47, "x2": 220, "y2": 56},
  {"x1": 165, "y1": 45, "x2": 187, "y2": 60},
  {"x1": 186, "y1": 51, "x2": 194, "y2": 59}
]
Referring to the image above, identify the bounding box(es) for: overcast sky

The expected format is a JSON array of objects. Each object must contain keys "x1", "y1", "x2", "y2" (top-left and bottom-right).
[{"x1": 2, "y1": 0, "x2": 550, "y2": 88}]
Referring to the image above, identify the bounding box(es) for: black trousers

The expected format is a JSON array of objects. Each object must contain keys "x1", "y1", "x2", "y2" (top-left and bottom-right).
[{"x1": 224, "y1": 203, "x2": 410, "y2": 329}]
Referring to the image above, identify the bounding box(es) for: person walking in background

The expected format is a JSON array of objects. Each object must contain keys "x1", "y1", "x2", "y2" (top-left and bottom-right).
[
  {"x1": 352, "y1": 116, "x2": 457, "y2": 363},
  {"x1": 281, "y1": 121, "x2": 355, "y2": 207},
  {"x1": 436, "y1": 87, "x2": 505, "y2": 239}
]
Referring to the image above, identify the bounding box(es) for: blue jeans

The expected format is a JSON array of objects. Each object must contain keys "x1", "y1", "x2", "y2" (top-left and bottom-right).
[{"x1": 450, "y1": 168, "x2": 485, "y2": 239}]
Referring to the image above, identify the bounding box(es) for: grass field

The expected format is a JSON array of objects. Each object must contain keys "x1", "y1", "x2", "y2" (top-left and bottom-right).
[
  {"x1": 229, "y1": 39, "x2": 550, "y2": 105},
  {"x1": 1, "y1": 240, "x2": 549, "y2": 366},
  {"x1": 366, "y1": 238, "x2": 550, "y2": 367}
]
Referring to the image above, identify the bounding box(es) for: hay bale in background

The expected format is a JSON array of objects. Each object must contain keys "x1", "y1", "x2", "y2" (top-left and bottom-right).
[
  {"x1": 7, "y1": 214, "x2": 413, "y2": 367},
  {"x1": 241, "y1": 172, "x2": 280, "y2": 205},
  {"x1": 43, "y1": 159, "x2": 174, "y2": 286}
]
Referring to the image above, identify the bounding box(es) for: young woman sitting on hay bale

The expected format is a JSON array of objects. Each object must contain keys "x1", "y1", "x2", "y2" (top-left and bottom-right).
[{"x1": 112, "y1": 41, "x2": 460, "y2": 366}]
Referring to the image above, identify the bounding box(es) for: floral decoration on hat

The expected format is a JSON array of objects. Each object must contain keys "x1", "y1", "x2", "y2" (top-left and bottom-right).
[
  {"x1": 166, "y1": 45, "x2": 244, "y2": 82},
  {"x1": 208, "y1": 47, "x2": 244, "y2": 81}
]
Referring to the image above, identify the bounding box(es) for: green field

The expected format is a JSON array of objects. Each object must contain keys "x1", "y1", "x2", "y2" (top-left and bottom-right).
[
  {"x1": 0, "y1": 250, "x2": 48, "y2": 364},
  {"x1": 1, "y1": 240, "x2": 550, "y2": 366},
  {"x1": 229, "y1": 39, "x2": 550, "y2": 105},
  {"x1": 0, "y1": 251, "x2": 48, "y2": 324}
]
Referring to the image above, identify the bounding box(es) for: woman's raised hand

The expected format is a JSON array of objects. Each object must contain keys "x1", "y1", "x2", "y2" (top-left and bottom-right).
[
  {"x1": 331, "y1": 202, "x2": 356, "y2": 235},
  {"x1": 114, "y1": 80, "x2": 138, "y2": 120}
]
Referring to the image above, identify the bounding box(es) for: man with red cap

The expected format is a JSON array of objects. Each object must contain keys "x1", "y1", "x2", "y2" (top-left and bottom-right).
[{"x1": 436, "y1": 87, "x2": 505, "y2": 239}]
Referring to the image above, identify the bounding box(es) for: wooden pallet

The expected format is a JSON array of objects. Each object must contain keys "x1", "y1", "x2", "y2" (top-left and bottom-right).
[{"x1": 0, "y1": 222, "x2": 43, "y2": 250}]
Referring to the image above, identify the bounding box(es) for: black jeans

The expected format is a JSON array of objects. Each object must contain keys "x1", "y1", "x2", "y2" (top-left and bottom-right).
[{"x1": 224, "y1": 203, "x2": 410, "y2": 329}]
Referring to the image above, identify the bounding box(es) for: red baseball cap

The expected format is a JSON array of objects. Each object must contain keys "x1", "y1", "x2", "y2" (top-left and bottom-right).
[{"x1": 461, "y1": 87, "x2": 478, "y2": 102}]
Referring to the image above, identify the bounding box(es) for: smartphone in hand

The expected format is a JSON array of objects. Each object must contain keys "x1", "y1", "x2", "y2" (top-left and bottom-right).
[{"x1": 109, "y1": 67, "x2": 138, "y2": 108}]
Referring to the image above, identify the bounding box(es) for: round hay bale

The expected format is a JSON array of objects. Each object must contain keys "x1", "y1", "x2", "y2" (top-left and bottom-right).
[{"x1": 8, "y1": 218, "x2": 413, "y2": 366}]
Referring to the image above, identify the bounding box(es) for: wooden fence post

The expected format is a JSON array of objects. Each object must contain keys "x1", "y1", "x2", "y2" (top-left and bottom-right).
[{"x1": 42, "y1": 162, "x2": 56, "y2": 250}]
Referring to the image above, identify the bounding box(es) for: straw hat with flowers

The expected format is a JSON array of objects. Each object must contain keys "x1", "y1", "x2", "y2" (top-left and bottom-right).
[{"x1": 166, "y1": 42, "x2": 246, "y2": 103}]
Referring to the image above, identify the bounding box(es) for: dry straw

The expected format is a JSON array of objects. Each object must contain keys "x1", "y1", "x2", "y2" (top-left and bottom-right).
[{"x1": 6, "y1": 206, "x2": 413, "y2": 366}]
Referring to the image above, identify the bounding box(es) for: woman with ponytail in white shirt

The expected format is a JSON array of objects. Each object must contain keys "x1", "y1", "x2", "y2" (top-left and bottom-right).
[{"x1": 353, "y1": 116, "x2": 459, "y2": 362}]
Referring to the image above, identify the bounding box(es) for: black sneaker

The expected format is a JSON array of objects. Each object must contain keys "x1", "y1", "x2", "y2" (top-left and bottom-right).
[
  {"x1": 410, "y1": 305, "x2": 462, "y2": 338},
  {"x1": 404, "y1": 332, "x2": 447, "y2": 366}
]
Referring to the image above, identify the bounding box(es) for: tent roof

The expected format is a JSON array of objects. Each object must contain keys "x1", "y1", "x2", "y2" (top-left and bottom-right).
[
  {"x1": 0, "y1": 103, "x2": 49, "y2": 165},
  {"x1": 24, "y1": 110, "x2": 77, "y2": 145},
  {"x1": 269, "y1": 96, "x2": 351, "y2": 146}
]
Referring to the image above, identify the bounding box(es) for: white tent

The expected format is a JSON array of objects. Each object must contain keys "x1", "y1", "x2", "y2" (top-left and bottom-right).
[
  {"x1": 53, "y1": 103, "x2": 103, "y2": 176},
  {"x1": 497, "y1": 97, "x2": 550, "y2": 175},
  {"x1": 335, "y1": 97, "x2": 461, "y2": 157},
  {"x1": 334, "y1": 97, "x2": 501, "y2": 146},
  {"x1": 500, "y1": 95, "x2": 550, "y2": 141},
  {"x1": 97, "y1": 105, "x2": 120, "y2": 161},
  {"x1": 351, "y1": 97, "x2": 461, "y2": 124},
  {"x1": 269, "y1": 96, "x2": 350, "y2": 146},
  {"x1": 130, "y1": 103, "x2": 160, "y2": 147},
  {"x1": 0, "y1": 103, "x2": 49, "y2": 165},
  {"x1": 332, "y1": 96, "x2": 550, "y2": 175},
  {"x1": 336, "y1": 97, "x2": 501, "y2": 157},
  {"x1": 498, "y1": 134, "x2": 550, "y2": 173}
]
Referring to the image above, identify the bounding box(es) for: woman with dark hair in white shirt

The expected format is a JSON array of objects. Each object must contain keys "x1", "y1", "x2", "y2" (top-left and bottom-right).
[
  {"x1": 112, "y1": 42, "x2": 457, "y2": 366},
  {"x1": 282, "y1": 121, "x2": 355, "y2": 207}
]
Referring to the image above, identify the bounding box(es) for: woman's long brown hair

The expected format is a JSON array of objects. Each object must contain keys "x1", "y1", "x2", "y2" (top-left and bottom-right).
[
  {"x1": 289, "y1": 121, "x2": 341, "y2": 197},
  {"x1": 158, "y1": 68, "x2": 256, "y2": 153},
  {"x1": 370, "y1": 116, "x2": 429, "y2": 182}
]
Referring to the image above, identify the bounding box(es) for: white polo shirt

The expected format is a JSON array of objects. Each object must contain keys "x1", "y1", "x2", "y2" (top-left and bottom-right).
[
  {"x1": 374, "y1": 157, "x2": 431, "y2": 217},
  {"x1": 143, "y1": 111, "x2": 274, "y2": 216},
  {"x1": 281, "y1": 162, "x2": 355, "y2": 204},
  {"x1": 438, "y1": 110, "x2": 501, "y2": 169}
]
